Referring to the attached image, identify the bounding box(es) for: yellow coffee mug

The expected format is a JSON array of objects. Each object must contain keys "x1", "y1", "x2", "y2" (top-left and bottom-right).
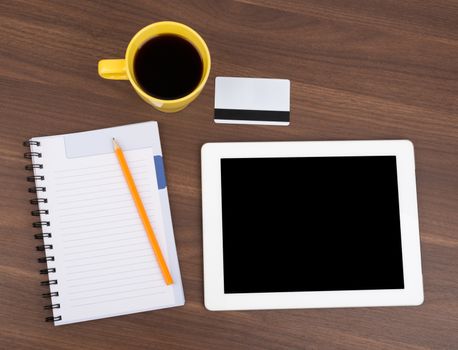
[{"x1": 98, "y1": 21, "x2": 211, "y2": 113}]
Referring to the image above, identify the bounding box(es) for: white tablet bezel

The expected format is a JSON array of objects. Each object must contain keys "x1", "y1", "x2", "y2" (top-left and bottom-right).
[{"x1": 201, "y1": 140, "x2": 423, "y2": 310}]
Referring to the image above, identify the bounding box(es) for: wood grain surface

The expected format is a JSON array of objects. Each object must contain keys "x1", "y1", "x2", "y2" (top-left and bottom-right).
[{"x1": 1, "y1": 1, "x2": 457, "y2": 349}]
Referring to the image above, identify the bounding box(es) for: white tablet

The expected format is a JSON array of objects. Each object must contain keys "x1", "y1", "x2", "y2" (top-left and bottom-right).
[{"x1": 201, "y1": 140, "x2": 423, "y2": 310}]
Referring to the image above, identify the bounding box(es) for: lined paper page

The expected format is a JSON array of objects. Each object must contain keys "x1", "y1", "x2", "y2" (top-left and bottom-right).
[{"x1": 35, "y1": 126, "x2": 181, "y2": 325}]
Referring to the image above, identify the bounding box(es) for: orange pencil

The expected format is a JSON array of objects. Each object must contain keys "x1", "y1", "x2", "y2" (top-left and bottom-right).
[{"x1": 113, "y1": 138, "x2": 173, "y2": 285}]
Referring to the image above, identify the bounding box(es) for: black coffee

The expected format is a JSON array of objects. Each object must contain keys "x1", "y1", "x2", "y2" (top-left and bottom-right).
[{"x1": 133, "y1": 34, "x2": 203, "y2": 100}]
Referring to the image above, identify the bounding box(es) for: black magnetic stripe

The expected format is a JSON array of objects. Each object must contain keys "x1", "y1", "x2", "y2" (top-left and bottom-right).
[{"x1": 214, "y1": 109, "x2": 290, "y2": 122}]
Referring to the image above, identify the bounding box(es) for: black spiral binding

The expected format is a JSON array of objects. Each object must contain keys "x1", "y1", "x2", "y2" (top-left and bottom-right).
[
  {"x1": 40, "y1": 268, "x2": 56, "y2": 274},
  {"x1": 45, "y1": 316, "x2": 62, "y2": 322},
  {"x1": 29, "y1": 187, "x2": 46, "y2": 193},
  {"x1": 38, "y1": 256, "x2": 54, "y2": 263},
  {"x1": 36, "y1": 244, "x2": 53, "y2": 251},
  {"x1": 30, "y1": 198, "x2": 47, "y2": 204},
  {"x1": 24, "y1": 140, "x2": 61, "y2": 323},
  {"x1": 32, "y1": 209, "x2": 49, "y2": 216},
  {"x1": 25, "y1": 164, "x2": 43, "y2": 170}
]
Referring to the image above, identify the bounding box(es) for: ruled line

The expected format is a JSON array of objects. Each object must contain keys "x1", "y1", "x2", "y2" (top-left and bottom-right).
[
  {"x1": 63, "y1": 240, "x2": 148, "y2": 256},
  {"x1": 59, "y1": 220, "x2": 158, "y2": 236},
  {"x1": 64, "y1": 247, "x2": 151, "y2": 263},
  {"x1": 63, "y1": 260, "x2": 155, "y2": 275},
  {"x1": 58, "y1": 198, "x2": 155, "y2": 217},
  {"x1": 59, "y1": 216, "x2": 149, "y2": 231},
  {"x1": 59, "y1": 212, "x2": 156, "y2": 227},
  {"x1": 60, "y1": 211, "x2": 140, "y2": 225},
  {"x1": 63, "y1": 234, "x2": 145, "y2": 249},
  {"x1": 66, "y1": 254, "x2": 153, "y2": 269},
  {"x1": 55, "y1": 179, "x2": 152, "y2": 193},
  {"x1": 59, "y1": 201, "x2": 139, "y2": 217},
  {"x1": 71, "y1": 291, "x2": 167, "y2": 307},
  {"x1": 62, "y1": 229, "x2": 144, "y2": 241},
  {"x1": 68, "y1": 278, "x2": 163, "y2": 293},
  {"x1": 56, "y1": 199, "x2": 156, "y2": 215},
  {"x1": 54, "y1": 183, "x2": 153, "y2": 198},
  {"x1": 62, "y1": 229, "x2": 144, "y2": 243},
  {"x1": 54, "y1": 159, "x2": 147, "y2": 174},
  {"x1": 55, "y1": 192, "x2": 148, "y2": 206},
  {"x1": 61, "y1": 223, "x2": 144, "y2": 238},
  {"x1": 69, "y1": 285, "x2": 166, "y2": 302},
  {"x1": 66, "y1": 266, "x2": 157, "y2": 282},
  {"x1": 67, "y1": 271, "x2": 162, "y2": 288},
  {"x1": 55, "y1": 174, "x2": 150, "y2": 190},
  {"x1": 55, "y1": 169, "x2": 148, "y2": 186}
]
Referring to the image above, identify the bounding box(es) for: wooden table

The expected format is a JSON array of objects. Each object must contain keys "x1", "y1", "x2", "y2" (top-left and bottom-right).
[{"x1": 1, "y1": 1, "x2": 457, "y2": 349}]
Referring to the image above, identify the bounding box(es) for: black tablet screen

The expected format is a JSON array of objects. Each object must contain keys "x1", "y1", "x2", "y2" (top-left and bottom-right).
[{"x1": 221, "y1": 156, "x2": 404, "y2": 294}]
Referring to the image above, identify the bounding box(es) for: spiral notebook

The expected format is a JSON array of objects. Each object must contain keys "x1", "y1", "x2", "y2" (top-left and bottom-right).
[{"x1": 24, "y1": 121, "x2": 184, "y2": 325}]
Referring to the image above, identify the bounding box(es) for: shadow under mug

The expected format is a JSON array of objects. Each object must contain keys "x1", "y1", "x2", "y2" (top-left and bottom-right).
[{"x1": 98, "y1": 21, "x2": 211, "y2": 113}]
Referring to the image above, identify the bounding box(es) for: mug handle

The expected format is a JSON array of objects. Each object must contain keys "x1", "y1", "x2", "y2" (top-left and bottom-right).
[{"x1": 98, "y1": 59, "x2": 128, "y2": 80}]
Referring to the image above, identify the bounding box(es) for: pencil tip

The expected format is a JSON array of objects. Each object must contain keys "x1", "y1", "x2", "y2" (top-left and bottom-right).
[{"x1": 112, "y1": 138, "x2": 118, "y2": 149}]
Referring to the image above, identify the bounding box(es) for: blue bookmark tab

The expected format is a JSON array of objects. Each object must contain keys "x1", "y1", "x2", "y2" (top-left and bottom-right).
[{"x1": 154, "y1": 155, "x2": 167, "y2": 189}]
